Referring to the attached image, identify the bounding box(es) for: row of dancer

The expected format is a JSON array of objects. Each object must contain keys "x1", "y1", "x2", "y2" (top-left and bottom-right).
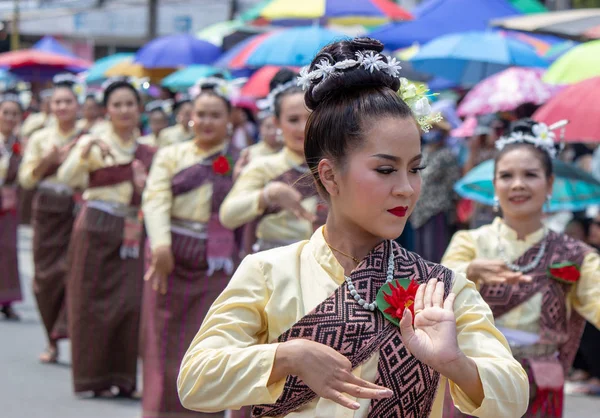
[{"x1": 0, "y1": 67, "x2": 324, "y2": 418}]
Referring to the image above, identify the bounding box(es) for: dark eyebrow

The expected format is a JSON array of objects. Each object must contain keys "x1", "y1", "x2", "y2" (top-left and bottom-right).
[{"x1": 371, "y1": 153, "x2": 422, "y2": 163}]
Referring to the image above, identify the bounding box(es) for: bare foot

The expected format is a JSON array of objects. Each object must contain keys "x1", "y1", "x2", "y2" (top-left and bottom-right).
[{"x1": 39, "y1": 346, "x2": 58, "y2": 364}]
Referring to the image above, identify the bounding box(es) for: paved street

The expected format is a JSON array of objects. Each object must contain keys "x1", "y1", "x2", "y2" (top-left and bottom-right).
[{"x1": 2, "y1": 226, "x2": 600, "y2": 417}]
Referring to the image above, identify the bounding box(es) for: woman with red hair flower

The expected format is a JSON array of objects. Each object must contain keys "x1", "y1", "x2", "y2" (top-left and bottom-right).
[
  {"x1": 141, "y1": 78, "x2": 239, "y2": 418},
  {"x1": 0, "y1": 92, "x2": 23, "y2": 321}
]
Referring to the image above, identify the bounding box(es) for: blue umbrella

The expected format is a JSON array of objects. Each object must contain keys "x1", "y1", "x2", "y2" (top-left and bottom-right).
[
  {"x1": 161, "y1": 65, "x2": 230, "y2": 91},
  {"x1": 411, "y1": 31, "x2": 549, "y2": 87},
  {"x1": 85, "y1": 53, "x2": 135, "y2": 84},
  {"x1": 33, "y1": 36, "x2": 76, "y2": 57},
  {"x1": 368, "y1": 0, "x2": 520, "y2": 51},
  {"x1": 135, "y1": 34, "x2": 221, "y2": 68},
  {"x1": 454, "y1": 159, "x2": 600, "y2": 212}
]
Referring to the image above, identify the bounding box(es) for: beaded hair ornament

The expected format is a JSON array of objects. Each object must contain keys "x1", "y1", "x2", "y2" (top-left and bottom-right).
[
  {"x1": 145, "y1": 99, "x2": 173, "y2": 114},
  {"x1": 297, "y1": 50, "x2": 443, "y2": 132},
  {"x1": 257, "y1": 80, "x2": 297, "y2": 114},
  {"x1": 53, "y1": 73, "x2": 87, "y2": 102},
  {"x1": 101, "y1": 76, "x2": 149, "y2": 92},
  {"x1": 189, "y1": 77, "x2": 245, "y2": 101},
  {"x1": 495, "y1": 120, "x2": 569, "y2": 158}
]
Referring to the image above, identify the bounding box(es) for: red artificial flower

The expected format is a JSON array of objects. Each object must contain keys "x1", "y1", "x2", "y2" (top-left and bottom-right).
[
  {"x1": 382, "y1": 280, "x2": 420, "y2": 322},
  {"x1": 212, "y1": 155, "x2": 232, "y2": 176},
  {"x1": 11, "y1": 142, "x2": 21, "y2": 156},
  {"x1": 548, "y1": 262, "x2": 580, "y2": 284}
]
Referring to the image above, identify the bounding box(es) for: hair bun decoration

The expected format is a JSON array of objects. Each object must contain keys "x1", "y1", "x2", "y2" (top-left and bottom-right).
[
  {"x1": 298, "y1": 37, "x2": 443, "y2": 132},
  {"x1": 189, "y1": 77, "x2": 246, "y2": 102},
  {"x1": 101, "y1": 76, "x2": 149, "y2": 92},
  {"x1": 145, "y1": 99, "x2": 173, "y2": 114},
  {"x1": 257, "y1": 79, "x2": 296, "y2": 114},
  {"x1": 495, "y1": 119, "x2": 569, "y2": 158}
]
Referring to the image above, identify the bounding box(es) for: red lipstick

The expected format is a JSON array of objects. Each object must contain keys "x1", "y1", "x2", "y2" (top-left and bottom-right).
[{"x1": 388, "y1": 206, "x2": 408, "y2": 217}]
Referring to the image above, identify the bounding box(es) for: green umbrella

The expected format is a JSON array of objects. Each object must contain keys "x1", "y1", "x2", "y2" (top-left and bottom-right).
[
  {"x1": 197, "y1": 20, "x2": 246, "y2": 46},
  {"x1": 509, "y1": 0, "x2": 547, "y2": 14},
  {"x1": 543, "y1": 39, "x2": 600, "y2": 85},
  {"x1": 161, "y1": 65, "x2": 229, "y2": 91}
]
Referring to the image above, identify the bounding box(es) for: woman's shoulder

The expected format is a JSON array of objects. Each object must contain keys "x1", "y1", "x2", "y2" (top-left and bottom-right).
[
  {"x1": 242, "y1": 150, "x2": 286, "y2": 177},
  {"x1": 240, "y1": 240, "x2": 309, "y2": 284}
]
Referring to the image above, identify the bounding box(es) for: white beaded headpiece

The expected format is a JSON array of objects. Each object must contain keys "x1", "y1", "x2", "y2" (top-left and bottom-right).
[
  {"x1": 101, "y1": 76, "x2": 149, "y2": 92},
  {"x1": 495, "y1": 120, "x2": 568, "y2": 159},
  {"x1": 189, "y1": 77, "x2": 245, "y2": 102},
  {"x1": 297, "y1": 51, "x2": 443, "y2": 132},
  {"x1": 257, "y1": 80, "x2": 297, "y2": 114},
  {"x1": 53, "y1": 73, "x2": 87, "y2": 103}
]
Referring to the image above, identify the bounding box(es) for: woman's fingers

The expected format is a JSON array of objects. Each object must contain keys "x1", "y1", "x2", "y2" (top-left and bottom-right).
[
  {"x1": 443, "y1": 292, "x2": 456, "y2": 311},
  {"x1": 413, "y1": 281, "x2": 426, "y2": 312},
  {"x1": 143, "y1": 266, "x2": 155, "y2": 282},
  {"x1": 343, "y1": 371, "x2": 393, "y2": 393},
  {"x1": 326, "y1": 390, "x2": 361, "y2": 410},
  {"x1": 432, "y1": 281, "x2": 445, "y2": 308},
  {"x1": 423, "y1": 279, "x2": 437, "y2": 308},
  {"x1": 337, "y1": 382, "x2": 393, "y2": 401}
]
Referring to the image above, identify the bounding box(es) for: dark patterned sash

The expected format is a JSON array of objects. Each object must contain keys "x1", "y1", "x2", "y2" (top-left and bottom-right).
[
  {"x1": 88, "y1": 144, "x2": 156, "y2": 206},
  {"x1": 170, "y1": 147, "x2": 239, "y2": 213},
  {"x1": 42, "y1": 130, "x2": 89, "y2": 180},
  {"x1": 252, "y1": 241, "x2": 454, "y2": 418},
  {"x1": 479, "y1": 231, "x2": 593, "y2": 372},
  {"x1": 1, "y1": 135, "x2": 21, "y2": 185}
]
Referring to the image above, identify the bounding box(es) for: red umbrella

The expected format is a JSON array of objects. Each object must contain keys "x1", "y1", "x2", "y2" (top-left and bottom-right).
[
  {"x1": 533, "y1": 77, "x2": 600, "y2": 142},
  {"x1": 0, "y1": 49, "x2": 92, "y2": 69},
  {"x1": 241, "y1": 66, "x2": 299, "y2": 98}
]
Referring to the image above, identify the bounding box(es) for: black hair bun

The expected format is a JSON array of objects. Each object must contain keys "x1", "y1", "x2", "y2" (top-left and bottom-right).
[
  {"x1": 304, "y1": 37, "x2": 400, "y2": 111},
  {"x1": 508, "y1": 118, "x2": 537, "y2": 136},
  {"x1": 269, "y1": 68, "x2": 299, "y2": 92}
]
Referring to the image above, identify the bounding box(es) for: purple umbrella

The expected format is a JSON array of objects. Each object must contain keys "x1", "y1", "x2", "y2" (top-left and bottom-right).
[{"x1": 135, "y1": 34, "x2": 222, "y2": 69}]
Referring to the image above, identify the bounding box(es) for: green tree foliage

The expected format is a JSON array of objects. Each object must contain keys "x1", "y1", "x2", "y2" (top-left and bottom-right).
[{"x1": 572, "y1": 0, "x2": 600, "y2": 8}]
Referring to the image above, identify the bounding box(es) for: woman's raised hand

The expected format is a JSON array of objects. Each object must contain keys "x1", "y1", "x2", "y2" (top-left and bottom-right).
[
  {"x1": 467, "y1": 259, "x2": 532, "y2": 285},
  {"x1": 262, "y1": 181, "x2": 317, "y2": 223},
  {"x1": 273, "y1": 339, "x2": 393, "y2": 410}
]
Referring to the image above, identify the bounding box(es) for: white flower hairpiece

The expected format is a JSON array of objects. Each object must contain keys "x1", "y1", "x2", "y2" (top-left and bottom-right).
[
  {"x1": 297, "y1": 51, "x2": 443, "y2": 132},
  {"x1": 145, "y1": 99, "x2": 173, "y2": 115},
  {"x1": 495, "y1": 120, "x2": 569, "y2": 158},
  {"x1": 189, "y1": 77, "x2": 246, "y2": 102},
  {"x1": 101, "y1": 76, "x2": 150, "y2": 92},
  {"x1": 257, "y1": 80, "x2": 297, "y2": 114}
]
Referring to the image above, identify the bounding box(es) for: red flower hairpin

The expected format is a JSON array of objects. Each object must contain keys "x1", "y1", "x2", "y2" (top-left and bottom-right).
[
  {"x1": 212, "y1": 155, "x2": 232, "y2": 176},
  {"x1": 548, "y1": 262, "x2": 580, "y2": 284},
  {"x1": 376, "y1": 279, "x2": 420, "y2": 326}
]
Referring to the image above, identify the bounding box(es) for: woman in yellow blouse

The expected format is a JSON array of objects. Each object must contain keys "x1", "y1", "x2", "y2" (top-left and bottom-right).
[
  {"x1": 141, "y1": 79, "x2": 239, "y2": 418},
  {"x1": 75, "y1": 94, "x2": 103, "y2": 134},
  {"x1": 138, "y1": 101, "x2": 169, "y2": 148},
  {"x1": 0, "y1": 93, "x2": 24, "y2": 320},
  {"x1": 442, "y1": 118, "x2": 600, "y2": 417},
  {"x1": 158, "y1": 96, "x2": 194, "y2": 148},
  {"x1": 57, "y1": 79, "x2": 155, "y2": 398},
  {"x1": 178, "y1": 38, "x2": 528, "y2": 418},
  {"x1": 219, "y1": 72, "x2": 322, "y2": 253},
  {"x1": 19, "y1": 77, "x2": 87, "y2": 364}
]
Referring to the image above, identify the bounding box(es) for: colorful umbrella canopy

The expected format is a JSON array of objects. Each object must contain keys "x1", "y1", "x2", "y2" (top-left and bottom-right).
[
  {"x1": 457, "y1": 68, "x2": 560, "y2": 117},
  {"x1": 497, "y1": 30, "x2": 564, "y2": 56},
  {"x1": 244, "y1": 0, "x2": 412, "y2": 26},
  {"x1": 543, "y1": 40, "x2": 600, "y2": 85},
  {"x1": 369, "y1": 0, "x2": 520, "y2": 51},
  {"x1": 104, "y1": 60, "x2": 174, "y2": 84},
  {"x1": 491, "y1": 8, "x2": 600, "y2": 41},
  {"x1": 509, "y1": 0, "x2": 547, "y2": 14},
  {"x1": 33, "y1": 36, "x2": 76, "y2": 57},
  {"x1": 0, "y1": 49, "x2": 91, "y2": 69},
  {"x1": 135, "y1": 34, "x2": 221, "y2": 68},
  {"x1": 455, "y1": 158, "x2": 600, "y2": 212},
  {"x1": 215, "y1": 26, "x2": 346, "y2": 69},
  {"x1": 410, "y1": 31, "x2": 548, "y2": 87},
  {"x1": 161, "y1": 65, "x2": 230, "y2": 91},
  {"x1": 533, "y1": 77, "x2": 600, "y2": 143},
  {"x1": 241, "y1": 65, "x2": 299, "y2": 98},
  {"x1": 197, "y1": 20, "x2": 247, "y2": 46},
  {"x1": 85, "y1": 53, "x2": 135, "y2": 84},
  {"x1": 543, "y1": 40, "x2": 579, "y2": 62}
]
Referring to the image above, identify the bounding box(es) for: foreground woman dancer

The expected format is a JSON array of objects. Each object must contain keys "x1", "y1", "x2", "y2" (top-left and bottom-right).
[
  {"x1": 442, "y1": 118, "x2": 600, "y2": 417},
  {"x1": 178, "y1": 38, "x2": 528, "y2": 417}
]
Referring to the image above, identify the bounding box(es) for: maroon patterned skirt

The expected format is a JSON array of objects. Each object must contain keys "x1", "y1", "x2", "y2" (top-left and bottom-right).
[
  {"x1": 0, "y1": 210, "x2": 21, "y2": 305},
  {"x1": 31, "y1": 190, "x2": 74, "y2": 340},
  {"x1": 67, "y1": 202, "x2": 144, "y2": 393},
  {"x1": 141, "y1": 228, "x2": 228, "y2": 418}
]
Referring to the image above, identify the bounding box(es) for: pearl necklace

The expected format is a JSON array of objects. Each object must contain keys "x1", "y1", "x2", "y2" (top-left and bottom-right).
[
  {"x1": 497, "y1": 224, "x2": 547, "y2": 273},
  {"x1": 344, "y1": 240, "x2": 395, "y2": 312}
]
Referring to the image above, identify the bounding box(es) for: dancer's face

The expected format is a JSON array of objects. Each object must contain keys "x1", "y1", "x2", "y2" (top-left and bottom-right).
[
  {"x1": 51, "y1": 88, "x2": 79, "y2": 124},
  {"x1": 322, "y1": 116, "x2": 423, "y2": 240},
  {"x1": 192, "y1": 94, "x2": 229, "y2": 149},
  {"x1": 0, "y1": 102, "x2": 21, "y2": 135},
  {"x1": 276, "y1": 92, "x2": 310, "y2": 157},
  {"x1": 106, "y1": 88, "x2": 140, "y2": 131},
  {"x1": 494, "y1": 147, "x2": 553, "y2": 221}
]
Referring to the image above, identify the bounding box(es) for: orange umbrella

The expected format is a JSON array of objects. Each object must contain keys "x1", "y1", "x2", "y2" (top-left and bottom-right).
[
  {"x1": 104, "y1": 60, "x2": 174, "y2": 84},
  {"x1": 0, "y1": 49, "x2": 92, "y2": 69}
]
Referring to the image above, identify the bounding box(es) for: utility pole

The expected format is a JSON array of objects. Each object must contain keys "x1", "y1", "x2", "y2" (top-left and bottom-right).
[
  {"x1": 148, "y1": 0, "x2": 158, "y2": 40},
  {"x1": 228, "y1": 0, "x2": 239, "y2": 21},
  {"x1": 11, "y1": 0, "x2": 19, "y2": 51}
]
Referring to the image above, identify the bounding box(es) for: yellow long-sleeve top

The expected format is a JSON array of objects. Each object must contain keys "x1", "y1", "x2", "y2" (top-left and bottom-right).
[
  {"x1": 56, "y1": 127, "x2": 141, "y2": 205},
  {"x1": 247, "y1": 140, "x2": 280, "y2": 161},
  {"x1": 0, "y1": 133, "x2": 11, "y2": 183},
  {"x1": 142, "y1": 141, "x2": 227, "y2": 251},
  {"x1": 158, "y1": 123, "x2": 193, "y2": 148},
  {"x1": 21, "y1": 112, "x2": 55, "y2": 138},
  {"x1": 18, "y1": 125, "x2": 87, "y2": 190},
  {"x1": 178, "y1": 227, "x2": 529, "y2": 417},
  {"x1": 219, "y1": 147, "x2": 316, "y2": 243},
  {"x1": 441, "y1": 217, "x2": 600, "y2": 333}
]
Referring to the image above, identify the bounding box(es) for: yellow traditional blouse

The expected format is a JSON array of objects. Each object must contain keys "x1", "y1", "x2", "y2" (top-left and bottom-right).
[
  {"x1": 137, "y1": 133, "x2": 159, "y2": 148},
  {"x1": 247, "y1": 141, "x2": 281, "y2": 161},
  {"x1": 18, "y1": 125, "x2": 87, "y2": 190},
  {"x1": 21, "y1": 112, "x2": 55, "y2": 138},
  {"x1": 441, "y1": 217, "x2": 600, "y2": 333},
  {"x1": 158, "y1": 124, "x2": 194, "y2": 148},
  {"x1": 0, "y1": 133, "x2": 11, "y2": 182},
  {"x1": 178, "y1": 227, "x2": 529, "y2": 418},
  {"x1": 57, "y1": 126, "x2": 141, "y2": 205},
  {"x1": 219, "y1": 147, "x2": 317, "y2": 244},
  {"x1": 142, "y1": 141, "x2": 227, "y2": 251}
]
